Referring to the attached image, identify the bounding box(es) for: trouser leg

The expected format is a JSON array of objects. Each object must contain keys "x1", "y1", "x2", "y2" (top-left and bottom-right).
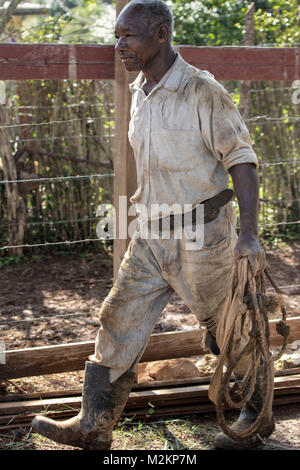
[
  {"x1": 89, "y1": 235, "x2": 174, "y2": 382},
  {"x1": 166, "y1": 204, "x2": 236, "y2": 341},
  {"x1": 159, "y1": 204, "x2": 274, "y2": 448},
  {"x1": 32, "y1": 235, "x2": 174, "y2": 449}
]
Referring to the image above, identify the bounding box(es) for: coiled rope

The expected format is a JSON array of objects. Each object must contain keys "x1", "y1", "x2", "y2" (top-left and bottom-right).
[{"x1": 209, "y1": 257, "x2": 290, "y2": 443}]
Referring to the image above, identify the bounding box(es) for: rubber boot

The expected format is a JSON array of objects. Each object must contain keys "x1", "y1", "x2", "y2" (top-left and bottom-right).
[
  {"x1": 31, "y1": 361, "x2": 136, "y2": 450},
  {"x1": 214, "y1": 361, "x2": 275, "y2": 450}
]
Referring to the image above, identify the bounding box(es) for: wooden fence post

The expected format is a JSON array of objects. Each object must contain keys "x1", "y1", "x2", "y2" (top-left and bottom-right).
[{"x1": 113, "y1": 0, "x2": 138, "y2": 280}]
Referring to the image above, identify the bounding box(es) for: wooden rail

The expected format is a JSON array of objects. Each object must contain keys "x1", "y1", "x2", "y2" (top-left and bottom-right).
[
  {"x1": 1, "y1": 317, "x2": 299, "y2": 381},
  {"x1": 0, "y1": 44, "x2": 299, "y2": 81}
]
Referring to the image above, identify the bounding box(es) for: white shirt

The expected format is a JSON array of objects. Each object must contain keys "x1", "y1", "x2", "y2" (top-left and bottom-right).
[{"x1": 128, "y1": 53, "x2": 258, "y2": 221}]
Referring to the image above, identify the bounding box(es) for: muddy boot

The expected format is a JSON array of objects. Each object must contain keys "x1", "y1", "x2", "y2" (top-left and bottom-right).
[
  {"x1": 31, "y1": 361, "x2": 135, "y2": 450},
  {"x1": 214, "y1": 362, "x2": 275, "y2": 450}
]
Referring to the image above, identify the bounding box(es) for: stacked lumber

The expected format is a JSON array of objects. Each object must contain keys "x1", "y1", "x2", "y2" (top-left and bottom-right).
[
  {"x1": 1, "y1": 368, "x2": 300, "y2": 432},
  {"x1": 1, "y1": 318, "x2": 299, "y2": 432},
  {"x1": 1, "y1": 317, "x2": 299, "y2": 381}
]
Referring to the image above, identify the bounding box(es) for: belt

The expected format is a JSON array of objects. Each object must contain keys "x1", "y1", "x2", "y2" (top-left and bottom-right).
[{"x1": 166, "y1": 188, "x2": 234, "y2": 231}]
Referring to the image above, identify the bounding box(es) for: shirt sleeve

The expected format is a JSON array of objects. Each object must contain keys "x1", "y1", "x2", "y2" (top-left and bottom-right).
[{"x1": 198, "y1": 80, "x2": 258, "y2": 172}]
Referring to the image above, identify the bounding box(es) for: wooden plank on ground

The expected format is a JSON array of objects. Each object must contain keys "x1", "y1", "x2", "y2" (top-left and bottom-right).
[
  {"x1": 0, "y1": 317, "x2": 299, "y2": 380},
  {"x1": 2, "y1": 388, "x2": 300, "y2": 431},
  {"x1": 0, "y1": 374, "x2": 299, "y2": 429},
  {"x1": 1, "y1": 367, "x2": 299, "y2": 403}
]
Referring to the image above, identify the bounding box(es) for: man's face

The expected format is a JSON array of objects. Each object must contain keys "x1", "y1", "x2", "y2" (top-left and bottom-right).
[{"x1": 114, "y1": 7, "x2": 160, "y2": 72}]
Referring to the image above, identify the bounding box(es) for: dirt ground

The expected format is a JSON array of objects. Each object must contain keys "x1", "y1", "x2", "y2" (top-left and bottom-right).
[{"x1": 0, "y1": 240, "x2": 300, "y2": 450}]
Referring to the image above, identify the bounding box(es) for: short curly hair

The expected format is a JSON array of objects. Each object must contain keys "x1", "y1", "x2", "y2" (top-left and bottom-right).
[{"x1": 128, "y1": 0, "x2": 174, "y2": 40}]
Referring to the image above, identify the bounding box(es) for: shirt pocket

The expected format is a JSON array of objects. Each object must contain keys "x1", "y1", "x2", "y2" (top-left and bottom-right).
[{"x1": 157, "y1": 128, "x2": 197, "y2": 172}]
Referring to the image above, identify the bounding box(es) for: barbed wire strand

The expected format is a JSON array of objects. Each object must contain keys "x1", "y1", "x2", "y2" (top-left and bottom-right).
[
  {"x1": 0, "y1": 115, "x2": 298, "y2": 130},
  {"x1": 4, "y1": 103, "x2": 114, "y2": 110},
  {"x1": 0, "y1": 283, "x2": 299, "y2": 326},
  {"x1": 3, "y1": 135, "x2": 113, "y2": 145},
  {"x1": 2, "y1": 85, "x2": 298, "y2": 108},
  {"x1": 0, "y1": 238, "x2": 101, "y2": 251},
  {"x1": 0, "y1": 173, "x2": 114, "y2": 185},
  {"x1": 1, "y1": 195, "x2": 300, "y2": 229},
  {"x1": 0, "y1": 117, "x2": 109, "y2": 129},
  {"x1": 250, "y1": 86, "x2": 300, "y2": 93},
  {"x1": 0, "y1": 216, "x2": 100, "y2": 229},
  {"x1": 0, "y1": 312, "x2": 96, "y2": 324},
  {"x1": 259, "y1": 160, "x2": 300, "y2": 167},
  {"x1": 0, "y1": 159, "x2": 299, "y2": 187},
  {"x1": 1, "y1": 220, "x2": 300, "y2": 252},
  {"x1": 246, "y1": 116, "x2": 300, "y2": 122},
  {"x1": 259, "y1": 220, "x2": 300, "y2": 227}
]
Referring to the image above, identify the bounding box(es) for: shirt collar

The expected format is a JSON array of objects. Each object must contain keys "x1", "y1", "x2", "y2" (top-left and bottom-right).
[{"x1": 129, "y1": 53, "x2": 187, "y2": 95}]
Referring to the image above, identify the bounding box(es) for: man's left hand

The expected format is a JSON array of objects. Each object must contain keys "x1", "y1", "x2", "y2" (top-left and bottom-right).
[{"x1": 234, "y1": 233, "x2": 266, "y2": 277}]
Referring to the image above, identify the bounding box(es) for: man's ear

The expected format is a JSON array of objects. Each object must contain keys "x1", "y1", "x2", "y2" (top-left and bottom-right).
[{"x1": 157, "y1": 24, "x2": 169, "y2": 43}]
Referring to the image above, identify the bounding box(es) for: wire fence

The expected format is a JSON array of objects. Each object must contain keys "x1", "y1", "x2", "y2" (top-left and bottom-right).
[
  {"x1": 0, "y1": 82, "x2": 299, "y2": 243},
  {"x1": 0, "y1": 92, "x2": 299, "y2": 253},
  {"x1": 0, "y1": 78, "x2": 299, "y2": 353}
]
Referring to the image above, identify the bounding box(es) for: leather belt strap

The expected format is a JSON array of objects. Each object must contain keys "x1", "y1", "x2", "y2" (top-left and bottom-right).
[{"x1": 167, "y1": 188, "x2": 234, "y2": 230}]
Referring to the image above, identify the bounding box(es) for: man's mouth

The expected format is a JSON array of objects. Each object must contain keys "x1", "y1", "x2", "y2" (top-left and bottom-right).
[{"x1": 120, "y1": 55, "x2": 135, "y2": 63}]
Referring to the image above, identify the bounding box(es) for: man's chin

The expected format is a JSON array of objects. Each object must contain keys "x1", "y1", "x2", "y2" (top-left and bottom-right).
[
  {"x1": 119, "y1": 57, "x2": 142, "y2": 72},
  {"x1": 122, "y1": 62, "x2": 141, "y2": 72}
]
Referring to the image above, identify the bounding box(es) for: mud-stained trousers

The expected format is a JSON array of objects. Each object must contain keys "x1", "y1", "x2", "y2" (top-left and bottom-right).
[{"x1": 89, "y1": 203, "x2": 252, "y2": 383}]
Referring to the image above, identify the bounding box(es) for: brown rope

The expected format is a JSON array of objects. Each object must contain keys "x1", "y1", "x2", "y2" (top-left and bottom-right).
[{"x1": 210, "y1": 259, "x2": 290, "y2": 443}]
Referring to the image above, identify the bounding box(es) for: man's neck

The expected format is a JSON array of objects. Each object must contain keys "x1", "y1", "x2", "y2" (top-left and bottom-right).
[{"x1": 142, "y1": 48, "x2": 177, "y2": 95}]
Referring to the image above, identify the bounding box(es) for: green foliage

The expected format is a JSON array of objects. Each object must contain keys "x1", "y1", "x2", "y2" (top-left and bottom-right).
[
  {"x1": 168, "y1": 0, "x2": 299, "y2": 46},
  {"x1": 0, "y1": 255, "x2": 22, "y2": 268},
  {"x1": 22, "y1": 15, "x2": 71, "y2": 43},
  {"x1": 21, "y1": 0, "x2": 115, "y2": 44},
  {"x1": 169, "y1": 0, "x2": 249, "y2": 46},
  {"x1": 254, "y1": 0, "x2": 300, "y2": 46}
]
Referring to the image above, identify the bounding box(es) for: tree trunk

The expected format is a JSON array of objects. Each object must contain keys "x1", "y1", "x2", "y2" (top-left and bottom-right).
[
  {"x1": 0, "y1": 104, "x2": 26, "y2": 256},
  {"x1": 239, "y1": 3, "x2": 255, "y2": 118}
]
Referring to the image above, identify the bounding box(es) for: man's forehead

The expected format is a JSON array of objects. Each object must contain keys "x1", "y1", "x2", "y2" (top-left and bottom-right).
[{"x1": 115, "y1": 4, "x2": 149, "y2": 31}]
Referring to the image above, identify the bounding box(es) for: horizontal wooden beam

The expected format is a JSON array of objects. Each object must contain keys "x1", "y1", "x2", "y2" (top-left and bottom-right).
[
  {"x1": 0, "y1": 329, "x2": 207, "y2": 380},
  {"x1": 0, "y1": 44, "x2": 114, "y2": 80},
  {"x1": 0, "y1": 317, "x2": 299, "y2": 381},
  {"x1": 0, "y1": 44, "x2": 299, "y2": 81},
  {"x1": 177, "y1": 46, "x2": 300, "y2": 81}
]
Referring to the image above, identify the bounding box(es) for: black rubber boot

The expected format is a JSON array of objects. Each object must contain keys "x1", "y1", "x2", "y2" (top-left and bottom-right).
[
  {"x1": 31, "y1": 361, "x2": 136, "y2": 450},
  {"x1": 214, "y1": 362, "x2": 275, "y2": 450}
]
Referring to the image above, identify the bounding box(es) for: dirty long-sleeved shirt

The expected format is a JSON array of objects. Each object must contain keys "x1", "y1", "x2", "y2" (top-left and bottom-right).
[{"x1": 128, "y1": 53, "x2": 258, "y2": 221}]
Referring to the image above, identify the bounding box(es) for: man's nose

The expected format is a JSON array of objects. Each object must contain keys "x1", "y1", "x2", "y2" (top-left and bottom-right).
[{"x1": 115, "y1": 37, "x2": 127, "y2": 51}]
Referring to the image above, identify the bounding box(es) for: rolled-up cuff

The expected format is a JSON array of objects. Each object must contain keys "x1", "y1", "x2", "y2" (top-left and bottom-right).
[{"x1": 223, "y1": 149, "x2": 258, "y2": 173}]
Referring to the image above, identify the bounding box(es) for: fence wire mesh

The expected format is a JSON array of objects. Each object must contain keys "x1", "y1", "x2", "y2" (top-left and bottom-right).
[
  {"x1": 0, "y1": 78, "x2": 299, "y2": 351},
  {"x1": 1, "y1": 79, "x2": 299, "y2": 255}
]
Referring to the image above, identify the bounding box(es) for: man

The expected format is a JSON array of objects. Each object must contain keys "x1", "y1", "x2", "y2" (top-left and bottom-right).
[{"x1": 31, "y1": 0, "x2": 274, "y2": 450}]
